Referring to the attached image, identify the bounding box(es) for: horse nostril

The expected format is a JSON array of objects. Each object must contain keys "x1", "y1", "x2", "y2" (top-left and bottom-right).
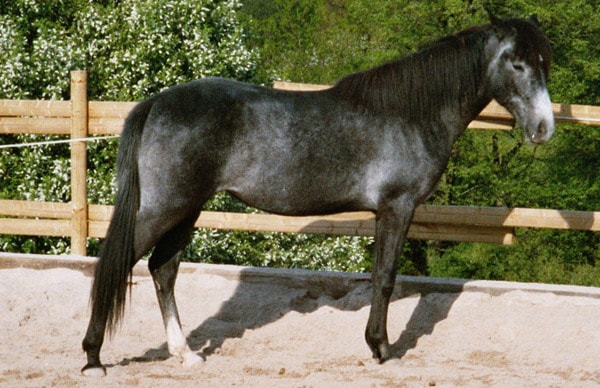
[
  {"x1": 532, "y1": 120, "x2": 554, "y2": 144},
  {"x1": 538, "y1": 121, "x2": 547, "y2": 135}
]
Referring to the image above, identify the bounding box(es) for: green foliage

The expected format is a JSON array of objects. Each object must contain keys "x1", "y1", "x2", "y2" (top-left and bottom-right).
[
  {"x1": 1, "y1": 0, "x2": 599, "y2": 286},
  {"x1": 0, "y1": 0, "x2": 259, "y2": 100},
  {"x1": 430, "y1": 123, "x2": 600, "y2": 286},
  {"x1": 187, "y1": 227, "x2": 374, "y2": 272},
  {"x1": 430, "y1": 229, "x2": 600, "y2": 286},
  {"x1": 242, "y1": 0, "x2": 600, "y2": 285},
  {"x1": 0, "y1": 0, "x2": 259, "y2": 254},
  {"x1": 242, "y1": 0, "x2": 489, "y2": 84},
  {"x1": 182, "y1": 192, "x2": 375, "y2": 272},
  {"x1": 75, "y1": 0, "x2": 259, "y2": 100}
]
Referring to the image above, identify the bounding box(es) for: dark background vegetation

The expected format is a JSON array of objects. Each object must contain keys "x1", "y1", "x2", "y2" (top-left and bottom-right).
[{"x1": 1, "y1": 0, "x2": 598, "y2": 285}]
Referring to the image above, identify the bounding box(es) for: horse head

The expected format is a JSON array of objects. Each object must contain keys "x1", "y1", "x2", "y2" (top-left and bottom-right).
[{"x1": 486, "y1": 14, "x2": 554, "y2": 144}]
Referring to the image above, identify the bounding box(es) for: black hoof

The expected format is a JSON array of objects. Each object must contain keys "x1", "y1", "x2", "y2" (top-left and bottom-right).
[{"x1": 370, "y1": 343, "x2": 391, "y2": 363}]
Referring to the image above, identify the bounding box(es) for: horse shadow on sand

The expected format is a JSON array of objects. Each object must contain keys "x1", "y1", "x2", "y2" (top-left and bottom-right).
[{"x1": 127, "y1": 266, "x2": 465, "y2": 367}]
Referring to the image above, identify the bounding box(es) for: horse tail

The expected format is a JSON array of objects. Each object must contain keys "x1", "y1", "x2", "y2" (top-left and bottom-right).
[{"x1": 89, "y1": 98, "x2": 154, "y2": 336}]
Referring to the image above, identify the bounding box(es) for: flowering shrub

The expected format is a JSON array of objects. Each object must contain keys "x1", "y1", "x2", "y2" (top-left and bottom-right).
[
  {"x1": 0, "y1": 0, "x2": 260, "y2": 254},
  {"x1": 0, "y1": 0, "x2": 258, "y2": 100}
]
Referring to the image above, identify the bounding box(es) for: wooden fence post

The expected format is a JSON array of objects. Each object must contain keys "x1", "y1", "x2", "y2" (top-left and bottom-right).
[{"x1": 70, "y1": 70, "x2": 88, "y2": 255}]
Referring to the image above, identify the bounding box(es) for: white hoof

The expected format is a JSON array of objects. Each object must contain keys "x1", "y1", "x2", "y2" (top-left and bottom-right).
[
  {"x1": 182, "y1": 351, "x2": 204, "y2": 368},
  {"x1": 81, "y1": 365, "x2": 107, "y2": 377}
]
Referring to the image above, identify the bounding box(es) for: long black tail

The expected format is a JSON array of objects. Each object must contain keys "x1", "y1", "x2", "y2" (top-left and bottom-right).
[{"x1": 89, "y1": 98, "x2": 154, "y2": 335}]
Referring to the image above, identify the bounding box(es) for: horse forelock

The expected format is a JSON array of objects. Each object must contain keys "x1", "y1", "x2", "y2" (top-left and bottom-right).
[
  {"x1": 502, "y1": 18, "x2": 552, "y2": 78},
  {"x1": 331, "y1": 26, "x2": 489, "y2": 121}
]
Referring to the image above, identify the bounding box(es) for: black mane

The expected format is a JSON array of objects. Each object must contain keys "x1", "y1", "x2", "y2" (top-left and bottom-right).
[{"x1": 331, "y1": 26, "x2": 492, "y2": 122}]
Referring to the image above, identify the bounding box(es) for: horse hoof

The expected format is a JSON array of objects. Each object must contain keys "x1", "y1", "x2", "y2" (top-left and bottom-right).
[
  {"x1": 81, "y1": 364, "x2": 107, "y2": 377},
  {"x1": 371, "y1": 344, "x2": 391, "y2": 364},
  {"x1": 182, "y1": 352, "x2": 204, "y2": 368}
]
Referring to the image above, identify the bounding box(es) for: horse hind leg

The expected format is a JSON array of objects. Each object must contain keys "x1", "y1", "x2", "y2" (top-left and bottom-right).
[
  {"x1": 81, "y1": 206, "x2": 187, "y2": 377},
  {"x1": 148, "y1": 216, "x2": 203, "y2": 368}
]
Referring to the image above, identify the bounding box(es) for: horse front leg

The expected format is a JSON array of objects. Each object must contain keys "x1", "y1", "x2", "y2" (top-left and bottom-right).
[{"x1": 366, "y1": 202, "x2": 414, "y2": 362}]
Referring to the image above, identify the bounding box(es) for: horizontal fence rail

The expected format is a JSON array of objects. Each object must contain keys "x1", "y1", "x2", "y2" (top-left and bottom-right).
[
  {"x1": 1, "y1": 200, "x2": 599, "y2": 245},
  {"x1": 0, "y1": 71, "x2": 599, "y2": 255}
]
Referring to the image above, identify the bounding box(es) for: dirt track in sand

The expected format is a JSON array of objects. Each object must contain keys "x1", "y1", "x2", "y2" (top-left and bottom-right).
[{"x1": 2, "y1": 255, "x2": 600, "y2": 387}]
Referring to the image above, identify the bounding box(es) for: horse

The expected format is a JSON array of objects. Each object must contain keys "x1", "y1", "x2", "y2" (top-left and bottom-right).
[{"x1": 81, "y1": 14, "x2": 554, "y2": 376}]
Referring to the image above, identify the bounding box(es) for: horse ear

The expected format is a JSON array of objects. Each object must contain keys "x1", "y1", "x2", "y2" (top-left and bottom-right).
[
  {"x1": 529, "y1": 14, "x2": 540, "y2": 26},
  {"x1": 487, "y1": 9, "x2": 506, "y2": 38}
]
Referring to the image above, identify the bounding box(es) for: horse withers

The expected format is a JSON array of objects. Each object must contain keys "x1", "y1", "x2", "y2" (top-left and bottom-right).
[{"x1": 81, "y1": 14, "x2": 553, "y2": 376}]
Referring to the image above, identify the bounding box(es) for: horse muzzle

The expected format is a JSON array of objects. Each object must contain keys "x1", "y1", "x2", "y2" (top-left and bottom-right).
[
  {"x1": 521, "y1": 87, "x2": 555, "y2": 145},
  {"x1": 527, "y1": 117, "x2": 555, "y2": 144}
]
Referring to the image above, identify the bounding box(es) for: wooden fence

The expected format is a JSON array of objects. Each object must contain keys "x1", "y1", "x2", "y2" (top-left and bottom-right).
[{"x1": 1, "y1": 71, "x2": 599, "y2": 256}]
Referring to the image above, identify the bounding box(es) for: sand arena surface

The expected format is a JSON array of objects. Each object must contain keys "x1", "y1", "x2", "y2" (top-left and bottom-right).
[{"x1": 1, "y1": 255, "x2": 600, "y2": 387}]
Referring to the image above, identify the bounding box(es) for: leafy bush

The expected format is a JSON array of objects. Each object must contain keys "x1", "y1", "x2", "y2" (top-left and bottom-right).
[{"x1": 0, "y1": 0, "x2": 262, "y2": 256}]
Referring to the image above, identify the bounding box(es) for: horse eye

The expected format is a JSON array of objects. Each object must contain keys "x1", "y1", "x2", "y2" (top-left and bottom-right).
[{"x1": 512, "y1": 62, "x2": 525, "y2": 72}]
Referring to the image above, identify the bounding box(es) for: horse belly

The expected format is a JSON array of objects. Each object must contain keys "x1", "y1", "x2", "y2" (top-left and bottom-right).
[{"x1": 221, "y1": 157, "x2": 371, "y2": 216}]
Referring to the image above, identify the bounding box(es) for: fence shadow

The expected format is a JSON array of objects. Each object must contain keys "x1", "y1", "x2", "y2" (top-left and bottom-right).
[{"x1": 130, "y1": 267, "x2": 464, "y2": 367}]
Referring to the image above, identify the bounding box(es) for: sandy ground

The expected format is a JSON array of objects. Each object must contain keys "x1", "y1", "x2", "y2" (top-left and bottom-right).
[{"x1": 2, "y1": 259, "x2": 600, "y2": 387}]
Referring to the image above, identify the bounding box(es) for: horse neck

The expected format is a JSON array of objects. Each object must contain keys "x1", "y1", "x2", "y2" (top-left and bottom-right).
[
  {"x1": 405, "y1": 31, "x2": 497, "y2": 146},
  {"x1": 333, "y1": 28, "x2": 494, "y2": 137}
]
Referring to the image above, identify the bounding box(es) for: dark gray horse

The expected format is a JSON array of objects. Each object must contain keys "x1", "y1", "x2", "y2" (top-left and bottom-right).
[{"x1": 82, "y1": 14, "x2": 553, "y2": 376}]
